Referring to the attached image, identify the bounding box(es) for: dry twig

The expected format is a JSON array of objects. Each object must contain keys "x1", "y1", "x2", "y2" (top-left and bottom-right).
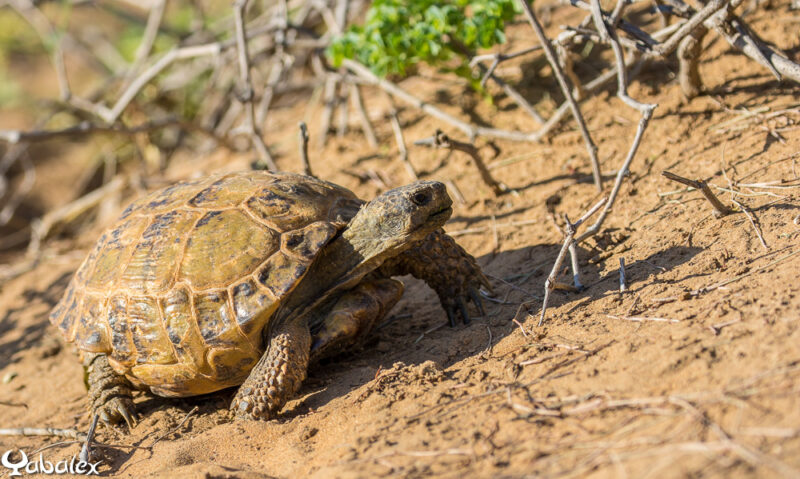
[
  {"x1": 415, "y1": 130, "x2": 507, "y2": 195},
  {"x1": 517, "y1": 0, "x2": 603, "y2": 191},
  {"x1": 540, "y1": 197, "x2": 608, "y2": 326},
  {"x1": 731, "y1": 198, "x2": 768, "y2": 251},
  {"x1": 662, "y1": 171, "x2": 733, "y2": 217},
  {"x1": 298, "y1": 122, "x2": 312, "y2": 176},
  {"x1": 78, "y1": 414, "x2": 99, "y2": 463},
  {"x1": 0, "y1": 427, "x2": 87, "y2": 441},
  {"x1": 387, "y1": 98, "x2": 418, "y2": 181},
  {"x1": 147, "y1": 406, "x2": 199, "y2": 449},
  {"x1": 27, "y1": 176, "x2": 126, "y2": 258},
  {"x1": 233, "y1": 0, "x2": 276, "y2": 171}
]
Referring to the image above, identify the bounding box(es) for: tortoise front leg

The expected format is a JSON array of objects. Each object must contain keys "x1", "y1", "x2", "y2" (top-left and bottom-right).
[
  {"x1": 310, "y1": 278, "x2": 404, "y2": 363},
  {"x1": 83, "y1": 353, "x2": 138, "y2": 428},
  {"x1": 231, "y1": 319, "x2": 311, "y2": 420},
  {"x1": 378, "y1": 229, "x2": 491, "y2": 326}
]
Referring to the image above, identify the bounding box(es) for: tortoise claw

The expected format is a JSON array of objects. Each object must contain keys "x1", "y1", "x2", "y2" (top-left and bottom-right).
[
  {"x1": 95, "y1": 395, "x2": 137, "y2": 430},
  {"x1": 469, "y1": 288, "x2": 485, "y2": 317},
  {"x1": 118, "y1": 403, "x2": 138, "y2": 429},
  {"x1": 445, "y1": 306, "x2": 457, "y2": 328},
  {"x1": 457, "y1": 299, "x2": 471, "y2": 325},
  {"x1": 99, "y1": 410, "x2": 112, "y2": 426}
]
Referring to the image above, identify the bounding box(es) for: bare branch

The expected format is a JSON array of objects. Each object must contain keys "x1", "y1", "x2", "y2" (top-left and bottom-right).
[
  {"x1": 517, "y1": 0, "x2": 603, "y2": 191},
  {"x1": 0, "y1": 427, "x2": 86, "y2": 441},
  {"x1": 336, "y1": 84, "x2": 350, "y2": 138},
  {"x1": 470, "y1": 45, "x2": 543, "y2": 68},
  {"x1": 661, "y1": 171, "x2": 734, "y2": 217},
  {"x1": 470, "y1": 54, "x2": 545, "y2": 124},
  {"x1": 678, "y1": 26, "x2": 709, "y2": 99},
  {"x1": 8, "y1": 0, "x2": 71, "y2": 100},
  {"x1": 342, "y1": 58, "x2": 538, "y2": 142},
  {"x1": 350, "y1": 82, "x2": 378, "y2": 148},
  {"x1": 387, "y1": 97, "x2": 418, "y2": 181},
  {"x1": 0, "y1": 155, "x2": 34, "y2": 228},
  {"x1": 540, "y1": 197, "x2": 607, "y2": 325},
  {"x1": 0, "y1": 117, "x2": 233, "y2": 150},
  {"x1": 27, "y1": 177, "x2": 126, "y2": 258},
  {"x1": 298, "y1": 122, "x2": 312, "y2": 177},
  {"x1": 415, "y1": 130, "x2": 508, "y2": 196},
  {"x1": 576, "y1": 106, "x2": 654, "y2": 243},
  {"x1": 108, "y1": 43, "x2": 222, "y2": 124},
  {"x1": 233, "y1": 0, "x2": 277, "y2": 171},
  {"x1": 655, "y1": 0, "x2": 728, "y2": 56},
  {"x1": 318, "y1": 74, "x2": 339, "y2": 149},
  {"x1": 78, "y1": 414, "x2": 99, "y2": 463},
  {"x1": 123, "y1": 0, "x2": 166, "y2": 84},
  {"x1": 711, "y1": 15, "x2": 800, "y2": 83}
]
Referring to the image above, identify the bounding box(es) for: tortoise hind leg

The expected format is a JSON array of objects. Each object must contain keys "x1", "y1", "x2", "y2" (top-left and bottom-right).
[
  {"x1": 83, "y1": 353, "x2": 138, "y2": 428},
  {"x1": 310, "y1": 278, "x2": 404, "y2": 363},
  {"x1": 231, "y1": 319, "x2": 311, "y2": 420}
]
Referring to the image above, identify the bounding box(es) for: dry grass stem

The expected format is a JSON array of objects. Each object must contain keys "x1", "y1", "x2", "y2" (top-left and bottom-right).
[
  {"x1": 731, "y1": 198, "x2": 768, "y2": 251},
  {"x1": 147, "y1": 406, "x2": 199, "y2": 449},
  {"x1": 606, "y1": 314, "x2": 680, "y2": 323}
]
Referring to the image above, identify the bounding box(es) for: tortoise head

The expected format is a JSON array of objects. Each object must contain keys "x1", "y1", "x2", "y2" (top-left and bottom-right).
[
  {"x1": 343, "y1": 181, "x2": 453, "y2": 260},
  {"x1": 272, "y1": 181, "x2": 453, "y2": 327}
]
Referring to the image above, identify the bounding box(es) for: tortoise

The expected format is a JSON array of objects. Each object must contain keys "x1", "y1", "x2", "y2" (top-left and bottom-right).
[{"x1": 49, "y1": 171, "x2": 489, "y2": 425}]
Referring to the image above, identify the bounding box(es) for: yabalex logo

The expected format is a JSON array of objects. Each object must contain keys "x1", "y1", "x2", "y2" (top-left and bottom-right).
[{"x1": 1, "y1": 449, "x2": 101, "y2": 476}]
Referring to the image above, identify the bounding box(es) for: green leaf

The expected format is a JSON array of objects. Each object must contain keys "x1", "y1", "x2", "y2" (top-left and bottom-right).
[{"x1": 328, "y1": 0, "x2": 519, "y2": 86}]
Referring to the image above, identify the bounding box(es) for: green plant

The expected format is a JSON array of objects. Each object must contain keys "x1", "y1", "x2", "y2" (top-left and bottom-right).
[{"x1": 328, "y1": 0, "x2": 519, "y2": 82}]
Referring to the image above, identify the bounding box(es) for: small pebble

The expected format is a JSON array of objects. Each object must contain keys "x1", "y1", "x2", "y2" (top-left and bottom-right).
[{"x1": 3, "y1": 372, "x2": 18, "y2": 384}]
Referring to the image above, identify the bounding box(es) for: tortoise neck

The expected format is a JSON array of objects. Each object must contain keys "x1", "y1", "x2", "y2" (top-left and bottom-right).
[{"x1": 274, "y1": 230, "x2": 394, "y2": 325}]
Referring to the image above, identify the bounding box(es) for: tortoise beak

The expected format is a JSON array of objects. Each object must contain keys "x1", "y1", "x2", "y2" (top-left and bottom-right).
[{"x1": 428, "y1": 205, "x2": 453, "y2": 226}]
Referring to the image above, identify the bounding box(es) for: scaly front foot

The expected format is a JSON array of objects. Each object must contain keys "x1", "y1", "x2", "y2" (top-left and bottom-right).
[{"x1": 379, "y1": 229, "x2": 491, "y2": 326}]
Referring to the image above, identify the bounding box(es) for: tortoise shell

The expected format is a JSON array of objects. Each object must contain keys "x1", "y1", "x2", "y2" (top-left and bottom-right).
[{"x1": 49, "y1": 171, "x2": 362, "y2": 397}]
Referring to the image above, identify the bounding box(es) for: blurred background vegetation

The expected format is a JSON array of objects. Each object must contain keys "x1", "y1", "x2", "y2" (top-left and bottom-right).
[{"x1": 0, "y1": 0, "x2": 522, "y2": 265}]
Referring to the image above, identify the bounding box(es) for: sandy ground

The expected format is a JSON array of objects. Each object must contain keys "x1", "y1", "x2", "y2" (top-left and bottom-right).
[{"x1": 1, "y1": 2, "x2": 800, "y2": 477}]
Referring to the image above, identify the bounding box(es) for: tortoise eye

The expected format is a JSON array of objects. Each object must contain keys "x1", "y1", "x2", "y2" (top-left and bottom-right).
[{"x1": 411, "y1": 192, "x2": 430, "y2": 206}]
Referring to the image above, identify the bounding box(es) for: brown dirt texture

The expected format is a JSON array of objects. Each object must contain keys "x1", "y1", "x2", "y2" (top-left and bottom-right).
[{"x1": 1, "y1": 2, "x2": 800, "y2": 478}]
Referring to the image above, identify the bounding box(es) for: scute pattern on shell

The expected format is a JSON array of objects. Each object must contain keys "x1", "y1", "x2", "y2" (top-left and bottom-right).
[{"x1": 49, "y1": 171, "x2": 362, "y2": 396}]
